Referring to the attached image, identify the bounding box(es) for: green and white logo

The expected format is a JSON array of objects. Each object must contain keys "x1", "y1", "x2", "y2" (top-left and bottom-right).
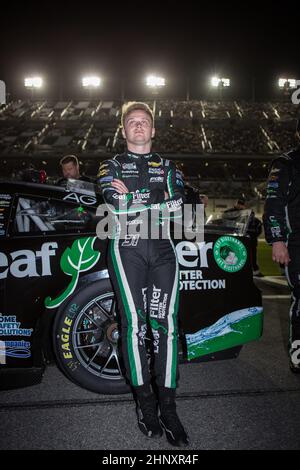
[
  {"x1": 45, "y1": 237, "x2": 100, "y2": 309},
  {"x1": 213, "y1": 236, "x2": 247, "y2": 273}
]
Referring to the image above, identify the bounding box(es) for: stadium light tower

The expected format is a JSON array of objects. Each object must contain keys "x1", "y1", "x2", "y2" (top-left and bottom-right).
[
  {"x1": 146, "y1": 75, "x2": 166, "y2": 88},
  {"x1": 81, "y1": 75, "x2": 101, "y2": 100},
  {"x1": 210, "y1": 76, "x2": 230, "y2": 101},
  {"x1": 24, "y1": 76, "x2": 43, "y2": 100},
  {"x1": 278, "y1": 77, "x2": 297, "y2": 89},
  {"x1": 278, "y1": 77, "x2": 297, "y2": 101},
  {"x1": 146, "y1": 75, "x2": 166, "y2": 96},
  {"x1": 24, "y1": 76, "x2": 43, "y2": 89},
  {"x1": 82, "y1": 76, "x2": 101, "y2": 88},
  {"x1": 210, "y1": 76, "x2": 231, "y2": 88}
]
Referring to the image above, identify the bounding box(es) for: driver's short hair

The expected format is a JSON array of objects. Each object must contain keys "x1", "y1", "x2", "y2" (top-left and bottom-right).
[
  {"x1": 121, "y1": 101, "x2": 154, "y2": 128},
  {"x1": 60, "y1": 155, "x2": 79, "y2": 167}
]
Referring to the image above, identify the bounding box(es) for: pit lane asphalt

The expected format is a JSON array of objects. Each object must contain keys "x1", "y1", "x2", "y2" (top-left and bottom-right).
[{"x1": 0, "y1": 279, "x2": 299, "y2": 450}]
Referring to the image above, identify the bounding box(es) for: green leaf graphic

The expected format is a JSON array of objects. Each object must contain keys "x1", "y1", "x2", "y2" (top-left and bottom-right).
[
  {"x1": 150, "y1": 319, "x2": 168, "y2": 335},
  {"x1": 45, "y1": 237, "x2": 101, "y2": 309}
]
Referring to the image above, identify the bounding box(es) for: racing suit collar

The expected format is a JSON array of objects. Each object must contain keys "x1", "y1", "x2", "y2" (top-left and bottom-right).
[{"x1": 127, "y1": 150, "x2": 152, "y2": 160}]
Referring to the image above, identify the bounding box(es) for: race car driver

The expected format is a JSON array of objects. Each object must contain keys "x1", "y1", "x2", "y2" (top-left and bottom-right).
[
  {"x1": 98, "y1": 102, "x2": 189, "y2": 447},
  {"x1": 263, "y1": 118, "x2": 300, "y2": 373}
]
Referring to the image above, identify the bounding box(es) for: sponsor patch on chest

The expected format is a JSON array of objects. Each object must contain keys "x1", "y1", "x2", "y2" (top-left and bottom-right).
[
  {"x1": 150, "y1": 176, "x2": 164, "y2": 183},
  {"x1": 148, "y1": 168, "x2": 164, "y2": 175}
]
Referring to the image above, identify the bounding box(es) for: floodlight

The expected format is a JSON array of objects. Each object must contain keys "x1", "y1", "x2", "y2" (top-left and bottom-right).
[
  {"x1": 278, "y1": 78, "x2": 297, "y2": 89},
  {"x1": 211, "y1": 76, "x2": 220, "y2": 87},
  {"x1": 211, "y1": 76, "x2": 230, "y2": 87},
  {"x1": 24, "y1": 77, "x2": 43, "y2": 88},
  {"x1": 82, "y1": 76, "x2": 101, "y2": 88},
  {"x1": 146, "y1": 75, "x2": 165, "y2": 88}
]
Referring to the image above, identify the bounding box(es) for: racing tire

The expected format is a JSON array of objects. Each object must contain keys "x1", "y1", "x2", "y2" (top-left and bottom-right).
[{"x1": 52, "y1": 279, "x2": 131, "y2": 394}]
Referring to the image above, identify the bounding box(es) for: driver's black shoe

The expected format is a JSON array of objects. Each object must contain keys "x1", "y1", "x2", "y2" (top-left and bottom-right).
[
  {"x1": 159, "y1": 408, "x2": 189, "y2": 447},
  {"x1": 134, "y1": 386, "x2": 163, "y2": 438},
  {"x1": 136, "y1": 403, "x2": 163, "y2": 438},
  {"x1": 158, "y1": 389, "x2": 190, "y2": 447}
]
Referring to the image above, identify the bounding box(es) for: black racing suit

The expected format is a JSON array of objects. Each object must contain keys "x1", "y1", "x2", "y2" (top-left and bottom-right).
[
  {"x1": 263, "y1": 146, "x2": 300, "y2": 365},
  {"x1": 98, "y1": 151, "x2": 185, "y2": 388}
]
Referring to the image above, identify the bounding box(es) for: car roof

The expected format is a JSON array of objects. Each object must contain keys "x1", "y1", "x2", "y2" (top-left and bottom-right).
[{"x1": 0, "y1": 179, "x2": 102, "y2": 206}]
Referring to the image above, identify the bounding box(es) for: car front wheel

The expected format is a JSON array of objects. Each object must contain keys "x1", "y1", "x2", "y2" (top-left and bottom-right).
[{"x1": 52, "y1": 279, "x2": 130, "y2": 394}]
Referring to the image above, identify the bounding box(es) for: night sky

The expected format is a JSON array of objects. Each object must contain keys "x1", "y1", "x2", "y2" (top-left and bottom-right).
[{"x1": 1, "y1": 1, "x2": 299, "y2": 99}]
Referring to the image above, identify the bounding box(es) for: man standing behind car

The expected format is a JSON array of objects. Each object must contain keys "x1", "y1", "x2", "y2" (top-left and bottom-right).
[
  {"x1": 97, "y1": 102, "x2": 189, "y2": 447},
  {"x1": 56, "y1": 155, "x2": 93, "y2": 186},
  {"x1": 263, "y1": 118, "x2": 300, "y2": 374}
]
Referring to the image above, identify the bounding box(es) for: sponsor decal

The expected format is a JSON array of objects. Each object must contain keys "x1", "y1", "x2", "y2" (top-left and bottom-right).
[
  {"x1": 138, "y1": 322, "x2": 148, "y2": 347},
  {"x1": 66, "y1": 360, "x2": 80, "y2": 372},
  {"x1": 0, "y1": 340, "x2": 31, "y2": 360},
  {"x1": 45, "y1": 237, "x2": 100, "y2": 309},
  {"x1": 271, "y1": 227, "x2": 282, "y2": 238},
  {"x1": 186, "y1": 306, "x2": 263, "y2": 360},
  {"x1": 121, "y1": 234, "x2": 140, "y2": 247},
  {"x1": 0, "y1": 315, "x2": 33, "y2": 361},
  {"x1": 122, "y1": 163, "x2": 137, "y2": 170},
  {"x1": 175, "y1": 170, "x2": 184, "y2": 187},
  {"x1": 176, "y1": 178, "x2": 184, "y2": 187},
  {"x1": 150, "y1": 177, "x2": 164, "y2": 183},
  {"x1": 67, "y1": 303, "x2": 80, "y2": 319},
  {"x1": 112, "y1": 193, "x2": 127, "y2": 200},
  {"x1": 99, "y1": 176, "x2": 113, "y2": 184},
  {"x1": 98, "y1": 169, "x2": 109, "y2": 177},
  {"x1": 177, "y1": 240, "x2": 249, "y2": 289},
  {"x1": 0, "y1": 194, "x2": 12, "y2": 237},
  {"x1": 59, "y1": 316, "x2": 73, "y2": 360},
  {"x1": 179, "y1": 271, "x2": 226, "y2": 291},
  {"x1": 165, "y1": 199, "x2": 183, "y2": 211},
  {"x1": 151, "y1": 326, "x2": 161, "y2": 354},
  {"x1": 121, "y1": 168, "x2": 139, "y2": 175},
  {"x1": 148, "y1": 161, "x2": 161, "y2": 167},
  {"x1": 213, "y1": 236, "x2": 247, "y2": 273},
  {"x1": 0, "y1": 243, "x2": 58, "y2": 279},
  {"x1": 148, "y1": 168, "x2": 164, "y2": 175},
  {"x1": 176, "y1": 241, "x2": 213, "y2": 268},
  {"x1": 269, "y1": 216, "x2": 282, "y2": 238},
  {"x1": 266, "y1": 189, "x2": 278, "y2": 198},
  {"x1": 0, "y1": 315, "x2": 33, "y2": 336},
  {"x1": 63, "y1": 193, "x2": 97, "y2": 206},
  {"x1": 127, "y1": 190, "x2": 151, "y2": 203},
  {"x1": 150, "y1": 318, "x2": 167, "y2": 335},
  {"x1": 0, "y1": 194, "x2": 12, "y2": 202},
  {"x1": 149, "y1": 285, "x2": 168, "y2": 320}
]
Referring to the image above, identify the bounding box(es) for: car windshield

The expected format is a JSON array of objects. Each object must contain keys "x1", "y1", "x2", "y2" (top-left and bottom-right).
[
  {"x1": 65, "y1": 179, "x2": 99, "y2": 196},
  {"x1": 205, "y1": 209, "x2": 252, "y2": 236},
  {"x1": 14, "y1": 197, "x2": 96, "y2": 233}
]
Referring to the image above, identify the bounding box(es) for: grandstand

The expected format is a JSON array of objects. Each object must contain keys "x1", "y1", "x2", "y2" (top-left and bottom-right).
[{"x1": 0, "y1": 99, "x2": 299, "y2": 210}]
